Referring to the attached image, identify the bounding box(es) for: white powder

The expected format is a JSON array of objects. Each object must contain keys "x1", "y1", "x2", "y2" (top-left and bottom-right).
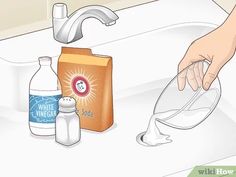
[
  {"x1": 141, "y1": 114, "x2": 171, "y2": 146},
  {"x1": 138, "y1": 108, "x2": 210, "y2": 146}
]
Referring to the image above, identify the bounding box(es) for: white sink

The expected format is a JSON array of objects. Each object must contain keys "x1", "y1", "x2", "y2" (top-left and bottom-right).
[
  {"x1": 1, "y1": 22, "x2": 236, "y2": 177},
  {"x1": 1, "y1": 0, "x2": 236, "y2": 177}
]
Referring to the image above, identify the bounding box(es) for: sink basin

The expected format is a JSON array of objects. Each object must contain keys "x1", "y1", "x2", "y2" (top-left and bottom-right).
[{"x1": 92, "y1": 22, "x2": 216, "y2": 94}]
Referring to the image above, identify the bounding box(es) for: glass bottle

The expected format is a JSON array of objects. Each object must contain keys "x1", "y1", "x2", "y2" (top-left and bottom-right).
[{"x1": 29, "y1": 56, "x2": 62, "y2": 136}]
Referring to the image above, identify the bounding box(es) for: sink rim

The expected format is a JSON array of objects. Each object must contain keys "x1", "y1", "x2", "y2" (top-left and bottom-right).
[
  {"x1": 0, "y1": 21, "x2": 218, "y2": 66},
  {"x1": 90, "y1": 21, "x2": 218, "y2": 48}
]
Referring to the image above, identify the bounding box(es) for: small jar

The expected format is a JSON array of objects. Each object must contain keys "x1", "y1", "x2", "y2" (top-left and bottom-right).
[{"x1": 55, "y1": 97, "x2": 81, "y2": 146}]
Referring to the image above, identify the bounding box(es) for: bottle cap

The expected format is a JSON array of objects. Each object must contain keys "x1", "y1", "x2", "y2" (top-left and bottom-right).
[
  {"x1": 38, "y1": 56, "x2": 52, "y2": 66},
  {"x1": 59, "y1": 97, "x2": 76, "y2": 113}
]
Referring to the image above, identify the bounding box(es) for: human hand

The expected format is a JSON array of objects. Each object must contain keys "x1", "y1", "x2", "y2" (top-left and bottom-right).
[{"x1": 178, "y1": 24, "x2": 236, "y2": 91}]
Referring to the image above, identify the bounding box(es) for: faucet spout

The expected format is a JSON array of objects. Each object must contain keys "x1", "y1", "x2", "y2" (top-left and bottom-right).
[{"x1": 53, "y1": 3, "x2": 119, "y2": 44}]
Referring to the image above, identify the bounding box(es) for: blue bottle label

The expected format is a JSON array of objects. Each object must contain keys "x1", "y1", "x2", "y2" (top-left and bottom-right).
[{"x1": 29, "y1": 94, "x2": 62, "y2": 123}]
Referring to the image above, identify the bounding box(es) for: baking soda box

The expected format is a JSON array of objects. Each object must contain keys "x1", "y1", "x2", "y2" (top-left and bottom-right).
[{"x1": 58, "y1": 47, "x2": 113, "y2": 132}]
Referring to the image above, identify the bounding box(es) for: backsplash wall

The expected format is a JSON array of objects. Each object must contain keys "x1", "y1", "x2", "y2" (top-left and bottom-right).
[
  {"x1": 0, "y1": 0, "x2": 153, "y2": 40},
  {"x1": 1, "y1": 0, "x2": 235, "y2": 40},
  {"x1": 213, "y1": 0, "x2": 236, "y2": 13}
]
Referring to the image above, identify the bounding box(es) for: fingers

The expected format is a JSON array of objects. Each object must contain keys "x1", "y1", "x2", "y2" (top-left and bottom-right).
[
  {"x1": 178, "y1": 47, "x2": 203, "y2": 91},
  {"x1": 203, "y1": 60, "x2": 221, "y2": 90},
  {"x1": 193, "y1": 62, "x2": 202, "y2": 87},
  {"x1": 177, "y1": 69, "x2": 187, "y2": 91},
  {"x1": 178, "y1": 60, "x2": 205, "y2": 91},
  {"x1": 198, "y1": 61, "x2": 204, "y2": 81},
  {"x1": 186, "y1": 64, "x2": 198, "y2": 91},
  {"x1": 178, "y1": 54, "x2": 193, "y2": 91}
]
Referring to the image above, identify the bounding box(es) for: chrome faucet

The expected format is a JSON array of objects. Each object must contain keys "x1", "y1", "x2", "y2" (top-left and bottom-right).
[{"x1": 52, "y1": 3, "x2": 119, "y2": 44}]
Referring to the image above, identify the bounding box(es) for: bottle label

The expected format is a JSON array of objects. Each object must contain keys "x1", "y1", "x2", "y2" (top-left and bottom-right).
[{"x1": 29, "y1": 91, "x2": 62, "y2": 124}]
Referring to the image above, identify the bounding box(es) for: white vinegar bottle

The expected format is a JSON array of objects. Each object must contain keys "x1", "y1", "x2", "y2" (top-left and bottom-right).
[{"x1": 29, "y1": 56, "x2": 62, "y2": 136}]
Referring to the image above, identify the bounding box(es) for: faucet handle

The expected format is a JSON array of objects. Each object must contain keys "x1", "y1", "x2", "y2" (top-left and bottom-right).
[{"x1": 53, "y1": 3, "x2": 68, "y2": 19}]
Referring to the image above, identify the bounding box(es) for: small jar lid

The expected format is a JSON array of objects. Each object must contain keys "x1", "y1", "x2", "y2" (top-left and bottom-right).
[{"x1": 59, "y1": 97, "x2": 76, "y2": 113}]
